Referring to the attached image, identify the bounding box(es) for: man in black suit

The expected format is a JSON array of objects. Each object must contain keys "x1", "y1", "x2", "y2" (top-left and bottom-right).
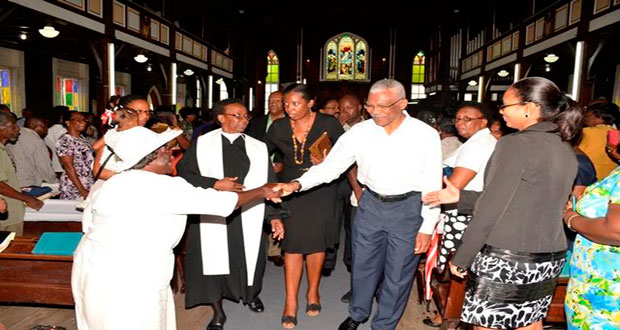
[{"x1": 246, "y1": 91, "x2": 285, "y2": 141}]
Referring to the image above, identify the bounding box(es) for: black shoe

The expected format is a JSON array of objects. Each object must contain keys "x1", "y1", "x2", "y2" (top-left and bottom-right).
[
  {"x1": 247, "y1": 297, "x2": 265, "y2": 313},
  {"x1": 321, "y1": 268, "x2": 333, "y2": 277},
  {"x1": 206, "y1": 315, "x2": 226, "y2": 330},
  {"x1": 338, "y1": 317, "x2": 361, "y2": 330},
  {"x1": 268, "y1": 256, "x2": 284, "y2": 267},
  {"x1": 422, "y1": 318, "x2": 441, "y2": 328},
  {"x1": 340, "y1": 290, "x2": 351, "y2": 303}
]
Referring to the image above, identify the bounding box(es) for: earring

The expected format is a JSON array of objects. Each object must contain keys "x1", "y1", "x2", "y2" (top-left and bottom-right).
[{"x1": 525, "y1": 113, "x2": 529, "y2": 118}]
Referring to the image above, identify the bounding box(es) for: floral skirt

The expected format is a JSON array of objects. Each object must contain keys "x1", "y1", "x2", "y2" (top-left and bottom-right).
[
  {"x1": 565, "y1": 234, "x2": 620, "y2": 329},
  {"x1": 461, "y1": 245, "x2": 566, "y2": 329}
]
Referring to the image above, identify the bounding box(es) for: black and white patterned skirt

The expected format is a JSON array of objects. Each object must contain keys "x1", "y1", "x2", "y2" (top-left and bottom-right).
[{"x1": 461, "y1": 245, "x2": 566, "y2": 329}]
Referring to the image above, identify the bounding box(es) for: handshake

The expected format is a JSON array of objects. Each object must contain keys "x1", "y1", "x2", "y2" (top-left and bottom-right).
[{"x1": 259, "y1": 181, "x2": 302, "y2": 203}]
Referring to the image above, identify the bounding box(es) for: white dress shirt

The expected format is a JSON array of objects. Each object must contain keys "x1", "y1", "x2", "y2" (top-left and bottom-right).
[
  {"x1": 443, "y1": 128, "x2": 497, "y2": 192},
  {"x1": 296, "y1": 112, "x2": 442, "y2": 234}
]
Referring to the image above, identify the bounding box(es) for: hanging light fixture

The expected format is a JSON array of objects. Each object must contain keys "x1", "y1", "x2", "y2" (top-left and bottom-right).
[
  {"x1": 497, "y1": 69, "x2": 509, "y2": 77},
  {"x1": 544, "y1": 54, "x2": 559, "y2": 63},
  {"x1": 38, "y1": 25, "x2": 59, "y2": 38},
  {"x1": 545, "y1": 64, "x2": 551, "y2": 72},
  {"x1": 146, "y1": 63, "x2": 152, "y2": 72},
  {"x1": 183, "y1": 69, "x2": 194, "y2": 76},
  {"x1": 134, "y1": 54, "x2": 148, "y2": 63},
  {"x1": 19, "y1": 32, "x2": 27, "y2": 40},
  {"x1": 468, "y1": 80, "x2": 478, "y2": 86}
]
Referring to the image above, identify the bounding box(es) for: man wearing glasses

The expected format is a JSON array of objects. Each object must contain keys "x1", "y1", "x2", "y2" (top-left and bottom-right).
[
  {"x1": 178, "y1": 99, "x2": 286, "y2": 330},
  {"x1": 278, "y1": 79, "x2": 442, "y2": 330}
]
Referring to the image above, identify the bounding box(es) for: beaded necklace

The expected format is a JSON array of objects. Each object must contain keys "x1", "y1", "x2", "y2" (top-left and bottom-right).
[{"x1": 290, "y1": 112, "x2": 315, "y2": 165}]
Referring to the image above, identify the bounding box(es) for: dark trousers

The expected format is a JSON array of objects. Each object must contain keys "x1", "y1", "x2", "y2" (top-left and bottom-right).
[
  {"x1": 343, "y1": 205, "x2": 356, "y2": 272},
  {"x1": 324, "y1": 178, "x2": 352, "y2": 271},
  {"x1": 349, "y1": 191, "x2": 423, "y2": 330}
]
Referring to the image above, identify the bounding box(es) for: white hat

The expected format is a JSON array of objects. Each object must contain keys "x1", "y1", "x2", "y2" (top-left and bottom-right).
[{"x1": 106, "y1": 126, "x2": 182, "y2": 172}]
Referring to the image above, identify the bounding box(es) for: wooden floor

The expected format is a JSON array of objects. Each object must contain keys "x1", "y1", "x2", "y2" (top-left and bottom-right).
[
  {"x1": 0, "y1": 289, "x2": 430, "y2": 330},
  {"x1": 0, "y1": 292, "x2": 213, "y2": 330}
]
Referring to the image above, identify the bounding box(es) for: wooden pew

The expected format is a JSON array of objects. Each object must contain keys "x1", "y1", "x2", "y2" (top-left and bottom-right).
[{"x1": 0, "y1": 236, "x2": 74, "y2": 306}]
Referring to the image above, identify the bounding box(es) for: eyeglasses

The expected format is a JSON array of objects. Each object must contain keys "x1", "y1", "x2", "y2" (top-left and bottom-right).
[
  {"x1": 118, "y1": 106, "x2": 153, "y2": 115},
  {"x1": 222, "y1": 113, "x2": 252, "y2": 120},
  {"x1": 498, "y1": 102, "x2": 527, "y2": 111},
  {"x1": 363, "y1": 98, "x2": 404, "y2": 111},
  {"x1": 452, "y1": 116, "x2": 484, "y2": 124}
]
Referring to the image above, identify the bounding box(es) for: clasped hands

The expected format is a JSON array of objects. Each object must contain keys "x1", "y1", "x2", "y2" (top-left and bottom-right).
[
  {"x1": 213, "y1": 177, "x2": 296, "y2": 203},
  {"x1": 263, "y1": 181, "x2": 300, "y2": 203}
]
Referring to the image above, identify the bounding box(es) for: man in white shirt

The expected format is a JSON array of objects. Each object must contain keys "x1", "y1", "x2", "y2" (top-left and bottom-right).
[{"x1": 279, "y1": 79, "x2": 442, "y2": 330}]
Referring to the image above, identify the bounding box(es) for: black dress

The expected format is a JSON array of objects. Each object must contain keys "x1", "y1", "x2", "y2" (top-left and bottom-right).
[
  {"x1": 177, "y1": 135, "x2": 283, "y2": 306},
  {"x1": 264, "y1": 113, "x2": 344, "y2": 254}
]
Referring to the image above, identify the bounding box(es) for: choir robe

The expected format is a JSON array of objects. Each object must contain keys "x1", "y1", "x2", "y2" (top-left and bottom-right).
[
  {"x1": 178, "y1": 130, "x2": 284, "y2": 307},
  {"x1": 72, "y1": 170, "x2": 238, "y2": 330}
]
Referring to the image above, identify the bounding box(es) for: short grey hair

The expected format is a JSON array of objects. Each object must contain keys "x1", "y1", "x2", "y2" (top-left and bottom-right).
[
  {"x1": 0, "y1": 112, "x2": 15, "y2": 126},
  {"x1": 369, "y1": 79, "x2": 406, "y2": 99}
]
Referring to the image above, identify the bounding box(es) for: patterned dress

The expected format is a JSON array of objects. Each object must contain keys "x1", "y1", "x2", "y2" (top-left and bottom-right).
[
  {"x1": 566, "y1": 166, "x2": 620, "y2": 329},
  {"x1": 56, "y1": 134, "x2": 94, "y2": 200}
]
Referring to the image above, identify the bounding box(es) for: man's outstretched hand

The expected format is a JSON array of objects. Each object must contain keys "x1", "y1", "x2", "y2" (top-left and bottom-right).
[
  {"x1": 262, "y1": 183, "x2": 284, "y2": 203},
  {"x1": 275, "y1": 181, "x2": 301, "y2": 198}
]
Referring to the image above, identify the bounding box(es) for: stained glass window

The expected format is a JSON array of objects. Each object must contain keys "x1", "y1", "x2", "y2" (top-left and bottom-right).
[
  {"x1": 411, "y1": 51, "x2": 426, "y2": 100},
  {"x1": 265, "y1": 50, "x2": 279, "y2": 113},
  {"x1": 339, "y1": 35, "x2": 354, "y2": 80},
  {"x1": 0, "y1": 69, "x2": 11, "y2": 109},
  {"x1": 56, "y1": 76, "x2": 81, "y2": 110},
  {"x1": 323, "y1": 33, "x2": 369, "y2": 81},
  {"x1": 355, "y1": 41, "x2": 367, "y2": 80},
  {"x1": 326, "y1": 41, "x2": 337, "y2": 80}
]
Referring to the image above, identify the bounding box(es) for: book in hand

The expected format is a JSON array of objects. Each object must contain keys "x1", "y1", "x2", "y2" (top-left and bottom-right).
[
  {"x1": 0, "y1": 231, "x2": 15, "y2": 253},
  {"x1": 22, "y1": 186, "x2": 53, "y2": 200},
  {"x1": 32, "y1": 232, "x2": 83, "y2": 256},
  {"x1": 309, "y1": 132, "x2": 332, "y2": 160}
]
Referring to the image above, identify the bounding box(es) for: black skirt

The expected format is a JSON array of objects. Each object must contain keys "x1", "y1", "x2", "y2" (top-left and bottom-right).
[{"x1": 461, "y1": 245, "x2": 566, "y2": 329}]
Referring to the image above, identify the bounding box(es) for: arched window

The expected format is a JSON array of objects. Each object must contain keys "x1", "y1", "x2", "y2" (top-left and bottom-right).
[
  {"x1": 411, "y1": 51, "x2": 426, "y2": 100},
  {"x1": 322, "y1": 32, "x2": 369, "y2": 81},
  {"x1": 265, "y1": 50, "x2": 279, "y2": 113}
]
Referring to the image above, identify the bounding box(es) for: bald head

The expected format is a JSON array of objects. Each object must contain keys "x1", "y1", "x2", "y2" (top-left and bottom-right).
[
  {"x1": 339, "y1": 94, "x2": 362, "y2": 125},
  {"x1": 25, "y1": 116, "x2": 48, "y2": 138}
]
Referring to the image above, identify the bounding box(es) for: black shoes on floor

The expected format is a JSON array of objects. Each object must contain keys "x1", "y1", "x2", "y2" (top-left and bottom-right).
[
  {"x1": 247, "y1": 297, "x2": 265, "y2": 313},
  {"x1": 338, "y1": 317, "x2": 361, "y2": 330},
  {"x1": 340, "y1": 290, "x2": 352, "y2": 303}
]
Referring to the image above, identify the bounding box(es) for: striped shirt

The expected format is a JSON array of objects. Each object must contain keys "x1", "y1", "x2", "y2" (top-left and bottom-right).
[{"x1": 6, "y1": 127, "x2": 58, "y2": 187}]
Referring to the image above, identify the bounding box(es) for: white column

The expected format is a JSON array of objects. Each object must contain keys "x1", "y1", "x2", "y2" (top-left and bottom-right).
[
  {"x1": 171, "y1": 63, "x2": 177, "y2": 106},
  {"x1": 107, "y1": 43, "x2": 115, "y2": 98},
  {"x1": 514, "y1": 63, "x2": 521, "y2": 83},
  {"x1": 195, "y1": 78, "x2": 201, "y2": 108},
  {"x1": 571, "y1": 41, "x2": 585, "y2": 101},
  {"x1": 208, "y1": 75, "x2": 213, "y2": 109},
  {"x1": 477, "y1": 76, "x2": 484, "y2": 102},
  {"x1": 249, "y1": 87, "x2": 253, "y2": 111}
]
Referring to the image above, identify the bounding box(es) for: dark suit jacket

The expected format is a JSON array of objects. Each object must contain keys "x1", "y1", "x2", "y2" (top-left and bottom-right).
[{"x1": 245, "y1": 115, "x2": 269, "y2": 141}]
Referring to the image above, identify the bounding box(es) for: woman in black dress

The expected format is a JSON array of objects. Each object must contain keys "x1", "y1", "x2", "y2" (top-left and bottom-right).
[{"x1": 264, "y1": 84, "x2": 344, "y2": 328}]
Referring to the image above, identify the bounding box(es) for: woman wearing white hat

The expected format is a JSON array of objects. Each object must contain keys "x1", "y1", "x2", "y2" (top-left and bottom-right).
[{"x1": 71, "y1": 126, "x2": 282, "y2": 330}]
